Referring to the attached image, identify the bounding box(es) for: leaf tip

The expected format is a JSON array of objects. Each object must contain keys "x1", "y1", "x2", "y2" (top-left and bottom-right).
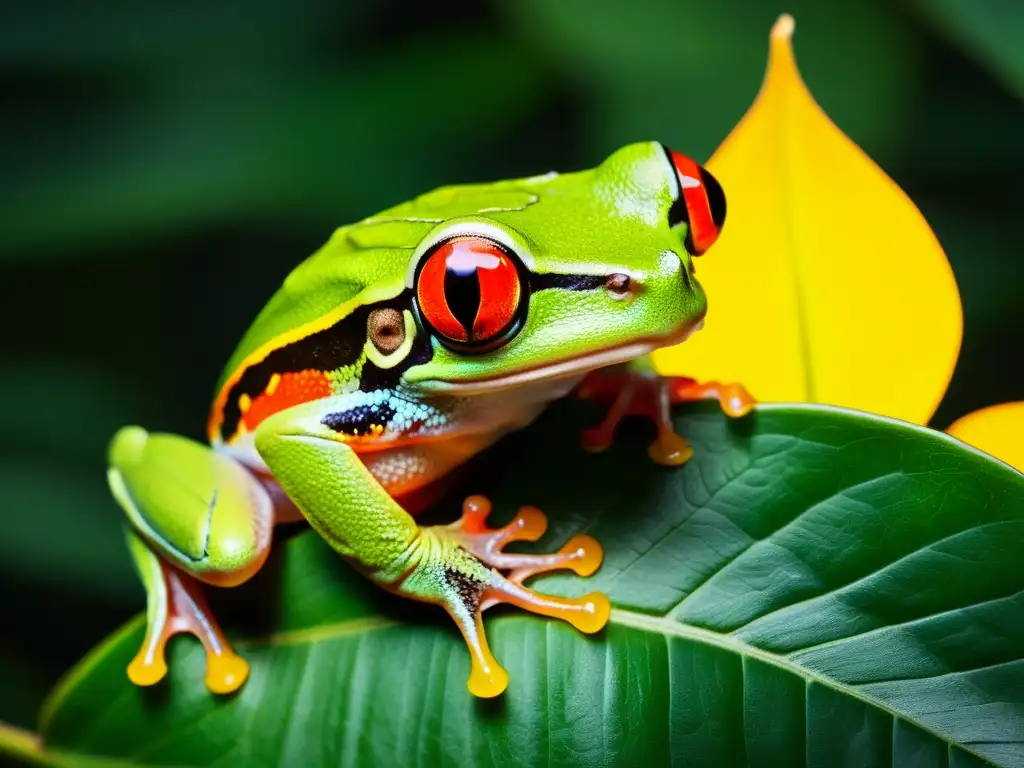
[
  {"x1": 766, "y1": 13, "x2": 800, "y2": 84},
  {"x1": 771, "y1": 13, "x2": 795, "y2": 41}
]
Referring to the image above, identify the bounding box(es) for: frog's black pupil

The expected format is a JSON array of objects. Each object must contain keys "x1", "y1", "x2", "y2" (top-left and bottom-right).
[
  {"x1": 700, "y1": 167, "x2": 727, "y2": 228},
  {"x1": 443, "y1": 263, "x2": 481, "y2": 334}
]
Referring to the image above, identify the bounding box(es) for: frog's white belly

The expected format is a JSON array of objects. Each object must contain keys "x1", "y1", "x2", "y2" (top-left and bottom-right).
[
  {"x1": 361, "y1": 373, "x2": 584, "y2": 495},
  {"x1": 219, "y1": 373, "x2": 583, "y2": 498}
]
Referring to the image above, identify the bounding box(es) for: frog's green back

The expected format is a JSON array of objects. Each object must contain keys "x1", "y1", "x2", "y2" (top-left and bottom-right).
[
  {"x1": 214, "y1": 181, "x2": 543, "y2": 395},
  {"x1": 213, "y1": 141, "x2": 687, "y2": 406}
]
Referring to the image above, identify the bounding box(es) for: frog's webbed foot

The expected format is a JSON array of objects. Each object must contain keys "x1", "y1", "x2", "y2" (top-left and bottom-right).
[
  {"x1": 405, "y1": 496, "x2": 609, "y2": 698},
  {"x1": 445, "y1": 495, "x2": 603, "y2": 586},
  {"x1": 125, "y1": 532, "x2": 250, "y2": 694},
  {"x1": 577, "y1": 365, "x2": 755, "y2": 466}
]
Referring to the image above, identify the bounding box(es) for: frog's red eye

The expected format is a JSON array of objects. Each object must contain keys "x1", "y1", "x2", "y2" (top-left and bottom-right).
[
  {"x1": 663, "y1": 146, "x2": 727, "y2": 255},
  {"x1": 415, "y1": 236, "x2": 525, "y2": 351}
]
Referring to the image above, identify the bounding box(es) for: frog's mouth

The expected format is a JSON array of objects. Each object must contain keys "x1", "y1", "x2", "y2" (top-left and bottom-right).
[{"x1": 419, "y1": 319, "x2": 702, "y2": 396}]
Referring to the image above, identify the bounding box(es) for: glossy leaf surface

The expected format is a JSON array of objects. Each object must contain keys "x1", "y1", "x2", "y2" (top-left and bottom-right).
[
  {"x1": 948, "y1": 401, "x2": 1024, "y2": 472},
  {"x1": 653, "y1": 17, "x2": 963, "y2": 426},
  {"x1": 17, "y1": 402, "x2": 1024, "y2": 768}
]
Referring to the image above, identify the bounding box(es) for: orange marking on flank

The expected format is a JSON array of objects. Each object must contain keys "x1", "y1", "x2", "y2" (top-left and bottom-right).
[{"x1": 240, "y1": 370, "x2": 333, "y2": 435}]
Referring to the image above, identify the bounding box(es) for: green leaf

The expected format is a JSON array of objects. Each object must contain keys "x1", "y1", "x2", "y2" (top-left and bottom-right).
[
  {"x1": 13, "y1": 403, "x2": 1024, "y2": 767},
  {"x1": 916, "y1": 0, "x2": 1024, "y2": 101}
]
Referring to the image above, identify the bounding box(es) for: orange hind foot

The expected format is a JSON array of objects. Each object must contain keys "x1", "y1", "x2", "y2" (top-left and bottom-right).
[{"x1": 577, "y1": 365, "x2": 755, "y2": 466}]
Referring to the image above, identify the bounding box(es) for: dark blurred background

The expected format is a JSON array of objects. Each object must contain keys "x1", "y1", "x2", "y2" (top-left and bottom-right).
[{"x1": 1, "y1": 0, "x2": 1021, "y2": 731}]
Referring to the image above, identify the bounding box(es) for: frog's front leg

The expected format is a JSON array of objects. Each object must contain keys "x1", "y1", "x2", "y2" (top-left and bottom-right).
[
  {"x1": 107, "y1": 427, "x2": 273, "y2": 693},
  {"x1": 577, "y1": 357, "x2": 755, "y2": 466},
  {"x1": 254, "y1": 401, "x2": 610, "y2": 698}
]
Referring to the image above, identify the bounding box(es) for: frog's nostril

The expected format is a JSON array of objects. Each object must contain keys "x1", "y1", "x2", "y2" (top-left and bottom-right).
[{"x1": 605, "y1": 273, "x2": 632, "y2": 297}]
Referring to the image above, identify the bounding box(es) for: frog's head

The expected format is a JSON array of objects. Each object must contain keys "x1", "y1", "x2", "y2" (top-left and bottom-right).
[{"x1": 403, "y1": 141, "x2": 726, "y2": 394}]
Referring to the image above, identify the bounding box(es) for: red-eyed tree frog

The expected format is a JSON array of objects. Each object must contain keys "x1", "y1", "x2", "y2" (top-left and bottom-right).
[{"x1": 106, "y1": 142, "x2": 754, "y2": 699}]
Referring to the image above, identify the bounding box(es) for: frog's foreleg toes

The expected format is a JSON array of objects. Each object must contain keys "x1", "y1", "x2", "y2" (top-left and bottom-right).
[
  {"x1": 479, "y1": 574, "x2": 611, "y2": 635},
  {"x1": 447, "y1": 495, "x2": 603, "y2": 580},
  {"x1": 409, "y1": 498, "x2": 609, "y2": 698},
  {"x1": 411, "y1": 547, "x2": 609, "y2": 698},
  {"x1": 577, "y1": 372, "x2": 636, "y2": 455}
]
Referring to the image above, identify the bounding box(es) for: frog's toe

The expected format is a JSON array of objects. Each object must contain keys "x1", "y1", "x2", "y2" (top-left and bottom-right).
[
  {"x1": 580, "y1": 424, "x2": 615, "y2": 454},
  {"x1": 481, "y1": 576, "x2": 611, "y2": 634},
  {"x1": 577, "y1": 366, "x2": 755, "y2": 465},
  {"x1": 126, "y1": 532, "x2": 249, "y2": 695},
  {"x1": 127, "y1": 645, "x2": 168, "y2": 687},
  {"x1": 647, "y1": 430, "x2": 694, "y2": 467},
  {"x1": 578, "y1": 367, "x2": 694, "y2": 465},
  {"x1": 205, "y1": 651, "x2": 250, "y2": 695},
  {"x1": 430, "y1": 549, "x2": 610, "y2": 698},
  {"x1": 448, "y1": 495, "x2": 603, "y2": 580},
  {"x1": 666, "y1": 378, "x2": 756, "y2": 418},
  {"x1": 414, "y1": 497, "x2": 610, "y2": 697}
]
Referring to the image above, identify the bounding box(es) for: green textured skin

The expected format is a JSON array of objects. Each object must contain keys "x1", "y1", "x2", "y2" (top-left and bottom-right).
[
  {"x1": 253, "y1": 401, "x2": 501, "y2": 606},
  {"x1": 214, "y1": 141, "x2": 703, "y2": 394},
  {"x1": 252, "y1": 403, "x2": 419, "y2": 575},
  {"x1": 107, "y1": 142, "x2": 710, "y2": 684},
  {"x1": 107, "y1": 426, "x2": 270, "y2": 579},
  {"x1": 124, "y1": 529, "x2": 167, "y2": 634}
]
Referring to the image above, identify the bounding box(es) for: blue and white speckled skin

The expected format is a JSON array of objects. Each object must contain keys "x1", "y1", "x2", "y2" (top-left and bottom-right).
[{"x1": 221, "y1": 375, "x2": 583, "y2": 497}]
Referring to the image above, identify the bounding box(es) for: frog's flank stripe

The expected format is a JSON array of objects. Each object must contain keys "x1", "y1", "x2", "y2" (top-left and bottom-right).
[
  {"x1": 242, "y1": 371, "x2": 333, "y2": 435},
  {"x1": 218, "y1": 292, "x2": 430, "y2": 443},
  {"x1": 217, "y1": 271, "x2": 613, "y2": 442}
]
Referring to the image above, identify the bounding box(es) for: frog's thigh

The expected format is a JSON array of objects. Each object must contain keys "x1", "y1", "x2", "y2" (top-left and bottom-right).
[{"x1": 107, "y1": 426, "x2": 273, "y2": 586}]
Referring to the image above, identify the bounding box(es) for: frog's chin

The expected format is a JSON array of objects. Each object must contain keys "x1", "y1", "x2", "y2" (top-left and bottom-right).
[{"x1": 419, "y1": 319, "x2": 703, "y2": 396}]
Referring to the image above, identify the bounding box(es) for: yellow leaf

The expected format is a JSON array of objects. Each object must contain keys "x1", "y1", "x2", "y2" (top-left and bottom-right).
[
  {"x1": 653, "y1": 14, "x2": 962, "y2": 425},
  {"x1": 947, "y1": 402, "x2": 1024, "y2": 473}
]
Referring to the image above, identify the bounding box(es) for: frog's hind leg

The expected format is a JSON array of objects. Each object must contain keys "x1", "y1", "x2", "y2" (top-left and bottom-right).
[
  {"x1": 107, "y1": 426, "x2": 274, "y2": 694},
  {"x1": 578, "y1": 359, "x2": 755, "y2": 466},
  {"x1": 125, "y1": 532, "x2": 250, "y2": 693}
]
